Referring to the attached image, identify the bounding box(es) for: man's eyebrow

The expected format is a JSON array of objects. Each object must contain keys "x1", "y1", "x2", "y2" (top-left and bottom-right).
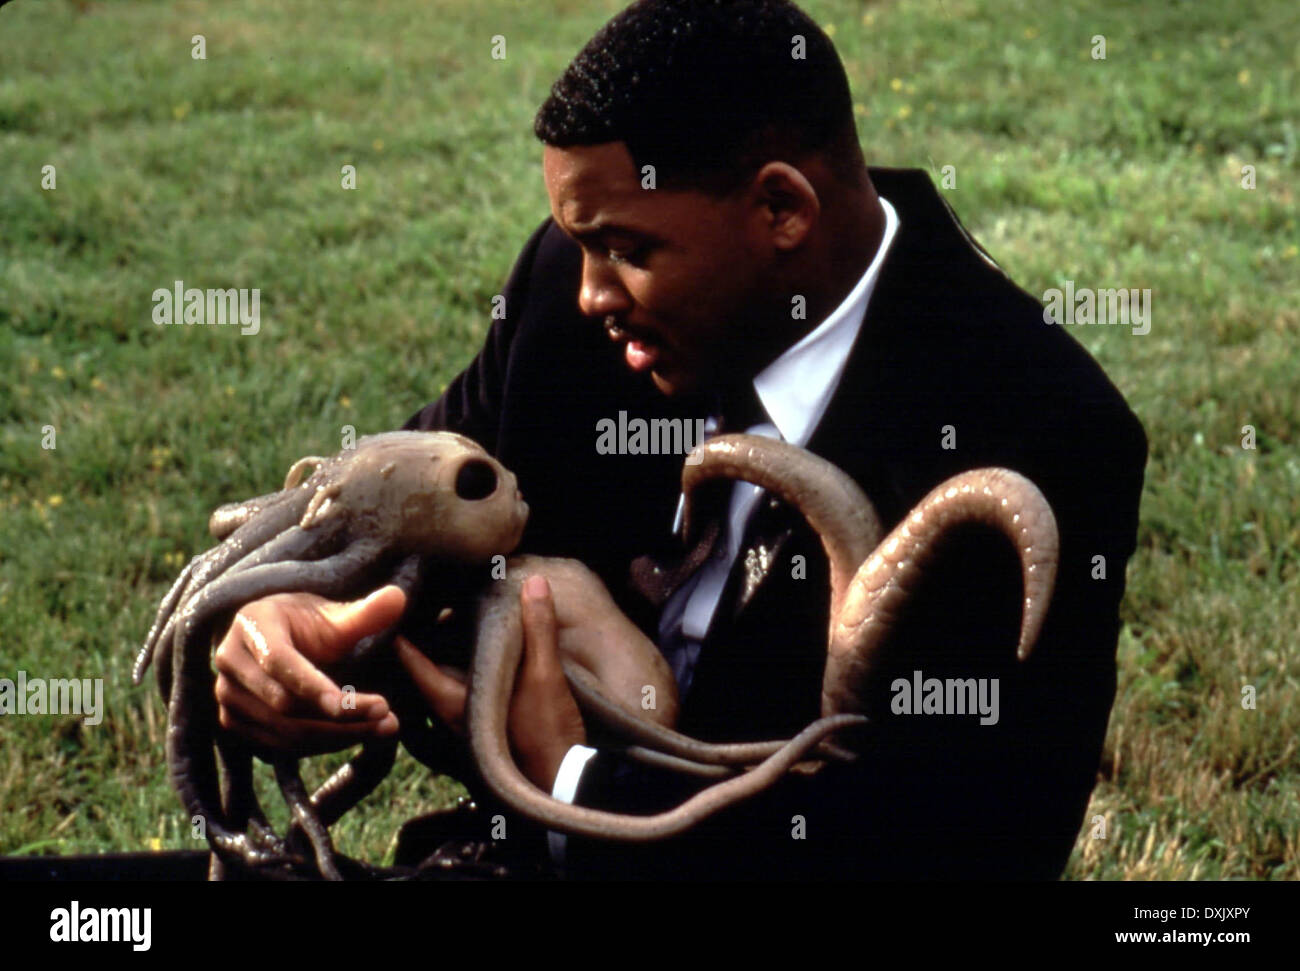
[{"x1": 566, "y1": 221, "x2": 654, "y2": 244}]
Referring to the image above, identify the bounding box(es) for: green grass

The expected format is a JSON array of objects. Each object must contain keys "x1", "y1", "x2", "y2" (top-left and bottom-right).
[{"x1": 1, "y1": 0, "x2": 1297, "y2": 877}]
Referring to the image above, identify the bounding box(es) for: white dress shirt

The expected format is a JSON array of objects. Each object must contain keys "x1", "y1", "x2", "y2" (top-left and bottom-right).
[{"x1": 548, "y1": 197, "x2": 900, "y2": 866}]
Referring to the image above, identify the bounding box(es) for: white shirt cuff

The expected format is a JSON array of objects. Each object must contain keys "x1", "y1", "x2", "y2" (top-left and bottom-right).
[{"x1": 547, "y1": 744, "x2": 598, "y2": 868}]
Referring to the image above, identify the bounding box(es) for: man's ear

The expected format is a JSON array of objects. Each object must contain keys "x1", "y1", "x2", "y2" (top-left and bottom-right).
[{"x1": 752, "y1": 161, "x2": 820, "y2": 251}]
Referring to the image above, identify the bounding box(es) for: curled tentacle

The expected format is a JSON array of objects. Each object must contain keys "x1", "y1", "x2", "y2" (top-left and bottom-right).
[
  {"x1": 283, "y1": 455, "x2": 328, "y2": 489},
  {"x1": 166, "y1": 608, "x2": 277, "y2": 871},
  {"x1": 166, "y1": 545, "x2": 388, "y2": 874},
  {"x1": 563, "y1": 661, "x2": 854, "y2": 767},
  {"x1": 274, "y1": 757, "x2": 343, "y2": 881},
  {"x1": 618, "y1": 747, "x2": 738, "y2": 779},
  {"x1": 824, "y1": 467, "x2": 1059, "y2": 715},
  {"x1": 683, "y1": 434, "x2": 884, "y2": 619},
  {"x1": 136, "y1": 484, "x2": 314, "y2": 686},
  {"x1": 468, "y1": 576, "x2": 866, "y2": 841},
  {"x1": 208, "y1": 486, "x2": 301, "y2": 541},
  {"x1": 306, "y1": 739, "x2": 399, "y2": 829},
  {"x1": 150, "y1": 524, "x2": 333, "y2": 701},
  {"x1": 209, "y1": 735, "x2": 278, "y2": 880},
  {"x1": 135, "y1": 556, "x2": 198, "y2": 686}
]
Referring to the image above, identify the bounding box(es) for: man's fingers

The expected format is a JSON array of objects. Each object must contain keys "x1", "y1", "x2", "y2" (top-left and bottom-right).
[
  {"x1": 395, "y1": 636, "x2": 467, "y2": 735},
  {"x1": 225, "y1": 609, "x2": 390, "y2": 719},
  {"x1": 233, "y1": 611, "x2": 355, "y2": 714},
  {"x1": 508, "y1": 573, "x2": 587, "y2": 790},
  {"x1": 215, "y1": 629, "x2": 379, "y2": 722},
  {"x1": 519, "y1": 574, "x2": 561, "y2": 681},
  {"x1": 234, "y1": 610, "x2": 343, "y2": 712},
  {"x1": 217, "y1": 675, "x2": 398, "y2": 754}
]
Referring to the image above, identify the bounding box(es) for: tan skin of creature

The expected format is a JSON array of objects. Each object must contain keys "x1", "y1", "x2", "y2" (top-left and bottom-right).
[{"x1": 215, "y1": 140, "x2": 887, "y2": 790}]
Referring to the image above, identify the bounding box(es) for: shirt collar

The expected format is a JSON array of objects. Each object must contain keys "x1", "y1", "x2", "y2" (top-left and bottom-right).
[{"x1": 749, "y1": 196, "x2": 900, "y2": 447}]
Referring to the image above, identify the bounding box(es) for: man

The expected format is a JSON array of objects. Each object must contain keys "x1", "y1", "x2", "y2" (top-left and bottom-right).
[{"x1": 213, "y1": 0, "x2": 1147, "y2": 879}]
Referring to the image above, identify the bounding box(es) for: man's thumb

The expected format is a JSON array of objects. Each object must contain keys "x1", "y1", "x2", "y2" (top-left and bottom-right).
[
  {"x1": 321, "y1": 585, "x2": 408, "y2": 646},
  {"x1": 520, "y1": 575, "x2": 560, "y2": 675}
]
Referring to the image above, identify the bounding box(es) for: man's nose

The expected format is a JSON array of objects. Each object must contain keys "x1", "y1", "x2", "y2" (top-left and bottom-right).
[{"x1": 578, "y1": 254, "x2": 631, "y2": 319}]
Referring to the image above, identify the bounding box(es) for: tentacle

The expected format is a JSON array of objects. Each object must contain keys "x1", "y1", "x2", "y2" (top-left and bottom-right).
[
  {"x1": 283, "y1": 456, "x2": 328, "y2": 489},
  {"x1": 166, "y1": 609, "x2": 290, "y2": 873},
  {"x1": 165, "y1": 543, "x2": 388, "y2": 874},
  {"x1": 563, "y1": 661, "x2": 854, "y2": 767},
  {"x1": 209, "y1": 734, "x2": 278, "y2": 880},
  {"x1": 468, "y1": 578, "x2": 866, "y2": 841},
  {"x1": 301, "y1": 483, "x2": 342, "y2": 530},
  {"x1": 305, "y1": 738, "x2": 399, "y2": 829},
  {"x1": 134, "y1": 555, "x2": 199, "y2": 686},
  {"x1": 168, "y1": 540, "x2": 385, "y2": 689},
  {"x1": 208, "y1": 486, "x2": 299, "y2": 541},
  {"x1": 683, "y1": 434, "x2": 883, "y2": 619},
  {"x1": 824, "y1": 467, "x2": 1059, "y2": 715},
  {"x1": 274, "y1": 756, "x2": 343, "y2": 881},
  {"x1": 617, "y1": 746, "x2": 738, "y2": 779},
  {"x1": 216, "y1": 734, "x2": 268, "y2": 833},
  {"x1": 151, "y1": 525, "x2": 334, "y2": 702},
  {"x1": 136, "y1": 485, "x2": 313, "y2": 686}
]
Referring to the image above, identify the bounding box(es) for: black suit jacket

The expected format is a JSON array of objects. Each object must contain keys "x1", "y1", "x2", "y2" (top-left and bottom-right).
[{"x1": 404, "y1": 168, "x2": 1147, "y2": 880}]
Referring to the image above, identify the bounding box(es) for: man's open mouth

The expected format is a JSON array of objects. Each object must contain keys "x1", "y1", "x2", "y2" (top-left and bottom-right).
[
  {"x1": 624, "y1": 338, "x2": 660, "y2": 372},
  {"x1": 605, "y1": 316, "x2": 663, "y2": 373}
]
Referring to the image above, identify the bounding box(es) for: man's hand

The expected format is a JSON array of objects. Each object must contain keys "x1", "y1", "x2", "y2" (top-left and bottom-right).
[
  {"x1": 397, "y1": 574, "x2": 586, "y2": 791},
  {"x1": 213, "y1": 586, "x2": 406, "y2": 755}
]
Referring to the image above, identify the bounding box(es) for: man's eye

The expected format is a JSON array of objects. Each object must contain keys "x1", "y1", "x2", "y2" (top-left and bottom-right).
[{"x1": 607, "y1": 245, "x2": 644, "y2": 265}]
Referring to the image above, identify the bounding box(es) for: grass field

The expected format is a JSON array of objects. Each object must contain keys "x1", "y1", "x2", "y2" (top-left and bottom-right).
[{"x1": 1, "y1": 0, "x2": 1297, "y2": 878}]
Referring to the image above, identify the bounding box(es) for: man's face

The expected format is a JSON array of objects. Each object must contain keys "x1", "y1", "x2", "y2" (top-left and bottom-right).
[{"x1": 543, "y1": 142, "x2": 776, "y2": 396}]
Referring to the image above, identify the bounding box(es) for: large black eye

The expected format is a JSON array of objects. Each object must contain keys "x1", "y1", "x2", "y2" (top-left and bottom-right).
[{"x1": 454, "y1": 459, "x2": 498, "y2": 500}]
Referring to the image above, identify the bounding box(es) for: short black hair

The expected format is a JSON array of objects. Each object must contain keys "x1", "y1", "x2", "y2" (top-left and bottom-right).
[{"x1": 534, "y1": 0, "x2": 864, "y2": 194}]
